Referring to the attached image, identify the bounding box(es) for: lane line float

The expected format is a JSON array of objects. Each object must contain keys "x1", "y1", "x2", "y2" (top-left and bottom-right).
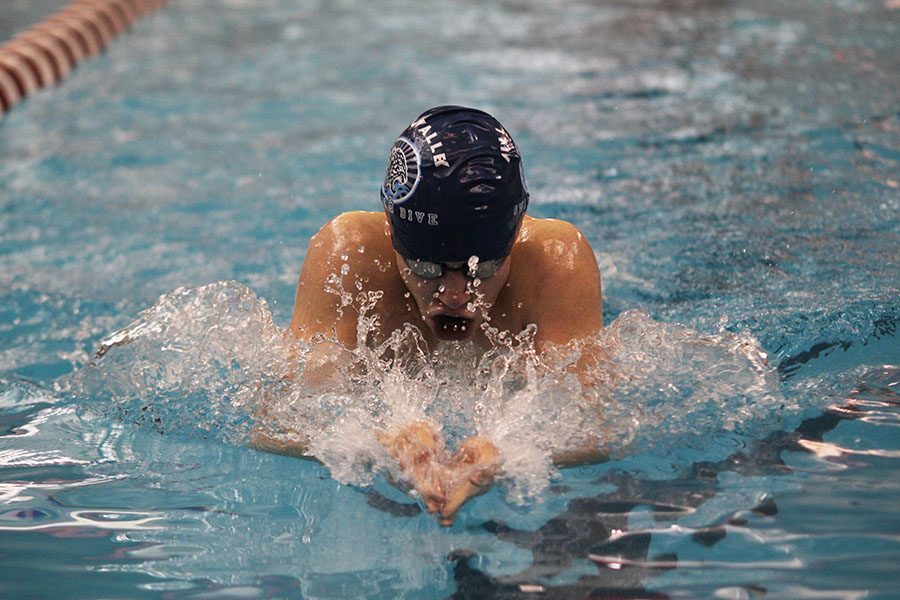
[{"x1": 0, "y1": 0, "x2": 167, "y2": 120}]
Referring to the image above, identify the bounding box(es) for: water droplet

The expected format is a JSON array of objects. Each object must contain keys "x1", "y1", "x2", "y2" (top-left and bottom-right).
[
  {"x1": 403, "y1": 292, "x2": 410, "y2": 298},
  {"x1": 341, "y1": 264, "x2": 350, "y2": 275},
  {"x1": 467, "y1": 255, "x2": 480, "y2": 277},
  {"x1": 517, "y1": 302, "x2": 523, "y2": 308},
  {"x1": 357, "y1": 245, "x2": 365, "y2": 253},
  {"x1": 472, "y1": 278, "x2": 481, "y2": 288},
  {"x1": 340, "y1": 254, "x2": 349, "y2": 261},
  {"x1": 466, "y1": 302, "x2": 476, "y2": 312}
]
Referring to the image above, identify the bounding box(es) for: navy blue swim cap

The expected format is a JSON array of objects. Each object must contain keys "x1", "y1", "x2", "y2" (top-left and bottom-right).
[{"x1": 381, "y1": 106, "x2": 529, "y2": 263}]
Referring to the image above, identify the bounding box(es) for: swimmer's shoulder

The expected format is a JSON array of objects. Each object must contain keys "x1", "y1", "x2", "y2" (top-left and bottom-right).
[
  {"x1": 512, "y1": 216, "x2": 597, "y2": 276},
  {"x1": 300, "y1": 211, "x2": 393, "y2": 285},
  {"x1": 509, "y1": 217, "x2": 603, "y2": 335},
  {"x1": 294, "y1": 211, "x2": 399, "y2": 341},
  {"x1": 310, "y1": 211, "x2": 391, "y2": 254}
]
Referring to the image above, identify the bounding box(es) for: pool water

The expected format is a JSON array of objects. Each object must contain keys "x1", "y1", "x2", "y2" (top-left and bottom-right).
[
  {"x1": 0, "y1": 1, "x2": 72, "y2": 42},
  {"x1": 1, "y1": 0, "x2": 899, "y2": 598}
]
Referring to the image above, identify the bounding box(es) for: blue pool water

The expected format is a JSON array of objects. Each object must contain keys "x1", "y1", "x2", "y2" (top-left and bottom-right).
[{"x1": 1, "y1": 0, "x2": 899, "y2": 598}]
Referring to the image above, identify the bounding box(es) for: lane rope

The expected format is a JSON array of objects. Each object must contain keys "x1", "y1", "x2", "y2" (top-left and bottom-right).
[{"x1": 0, "y1": 0, "x2": 167, "y2": 120}]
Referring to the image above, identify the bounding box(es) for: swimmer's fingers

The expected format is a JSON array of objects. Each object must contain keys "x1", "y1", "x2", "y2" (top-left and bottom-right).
[
  {"x1": 380, "y1": 452, "x2": 446, "y2": 499},
  {"x1": 382, "y1": 462, "x2": 446, "y2": 513},
  {"x1": 439, "y1": 470, "x2": 496, "y2": 526},
  {"x1": 410, "y1": 460, "x2": 451, "y2": 515},
  {"x1": 420, "y1": 482, "x2": 447, "y2": 514},
  {"x1": 376, "y1": 421, "x2": 445, "y2": 463},
  {"x1": 442, "y1": 480, "x2": 480, "y2": 522},
  {"x1": 438, "y1": 436, "x2": 502, "y2": 526},
  {"x1": 376, "y1": 422, "x2": 453, "y2": 514}
]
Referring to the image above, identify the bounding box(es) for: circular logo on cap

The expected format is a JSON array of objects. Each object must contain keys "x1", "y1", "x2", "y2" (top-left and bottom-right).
[{"x1": 381, "y1": 137, "x2": 420, "y2": 205}]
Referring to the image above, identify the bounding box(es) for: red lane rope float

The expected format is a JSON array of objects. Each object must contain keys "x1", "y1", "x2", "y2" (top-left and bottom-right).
[
  {"x1": 32, "y1": 22, "x2": 90, "y2": 64},
  {"x1": 0, "y1": 0, "x2": 167, "y2": 119},
  {"x1": 15, "y1": 32, "x2": 76, "y2": 81},
  {"x1": 45, "y1": 13, "x2": 105, "y2": 58},
  {"x1": 4, "y1": 41, "x2": 59, "y2": 87},
  {"x1": 0, "y1": 68, "x2": 23, "y2": 112},
  {"x1": 0, "y1": 52, "x2": 41, "y2": 98}
]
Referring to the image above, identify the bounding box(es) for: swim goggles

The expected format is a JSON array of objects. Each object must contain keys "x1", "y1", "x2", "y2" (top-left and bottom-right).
[{"x1": 404, "y1": 257, "x2": 505, "y2": 280}]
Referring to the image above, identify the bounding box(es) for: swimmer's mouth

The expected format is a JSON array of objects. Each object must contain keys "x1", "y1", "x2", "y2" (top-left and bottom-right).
[{"x1": 430, "y1": 314, "x2": 475, "y2": 341}]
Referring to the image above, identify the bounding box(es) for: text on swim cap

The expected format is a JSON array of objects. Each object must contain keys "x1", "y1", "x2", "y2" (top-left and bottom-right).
[
  {"x1": 512, "y1": 198, "x2": 527, "y2": 216},
  {"x1": 410, "y1": 116, "x2": 450, "y2": 168},
  {"x1": 383, "y1": 199, "x2": 439, "y2": 225},
  {"x1": 496, "y1": 127, "x2": 516, "y2": 163}
]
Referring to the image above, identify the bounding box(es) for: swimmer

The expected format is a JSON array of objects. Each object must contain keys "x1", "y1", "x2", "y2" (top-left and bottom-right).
[{"x1": 254, "y1": 106, "x2": 604, "y2": 524}]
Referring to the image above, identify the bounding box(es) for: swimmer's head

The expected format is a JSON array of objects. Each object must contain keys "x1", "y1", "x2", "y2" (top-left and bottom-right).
[{"x1": 380, "y1": 106, "x2": 529, "y2": 264}]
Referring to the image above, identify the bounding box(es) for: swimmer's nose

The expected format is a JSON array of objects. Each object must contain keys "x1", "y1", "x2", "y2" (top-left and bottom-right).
[{"x1": 436, "y1": 271, "x2": 471, "y2": 310}]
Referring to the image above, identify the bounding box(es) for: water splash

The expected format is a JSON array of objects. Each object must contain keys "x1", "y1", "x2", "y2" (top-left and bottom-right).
[
  {"x1": 57, "y1": 282, "x2": 297, "y2": 444},
  {"x1": 57, "y1": 281, "x2": 791, "y2": 504}
]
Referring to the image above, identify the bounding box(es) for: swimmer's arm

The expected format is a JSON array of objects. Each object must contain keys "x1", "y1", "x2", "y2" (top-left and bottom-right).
[
  {"x1": 298, "y1": 340, "x2": 356, "y2": 390},
  {"x1": 249, "y1": 340, "x2": 359, "y2": 460},
  {"x1": 248, "y1": 399, "x2": 318, "y2": 461},
  {"x1": 551, "y1": 439, "x2": 609, "y2": 468},
  {"x1": 288, "y1": 213, "x2": 374, "y2": 347},
  {"x1": 257, "y1": 214, "x2": 392, "y2": 460},
  {"x1": 528, "y1": 221, "x2": 603, "y2": 351},
  {"x1": 249, "y1": 427, "x2": 317, "y2": 461},
  {"x1": 285, "y1": 214, "x2": 384, "y2": 391},
  {"x1": 521, "y1": 222, "x2": 608, "y2": 389}
]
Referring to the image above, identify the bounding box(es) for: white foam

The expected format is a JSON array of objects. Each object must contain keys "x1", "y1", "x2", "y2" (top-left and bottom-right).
[{"x1": 59, "y1": 281, "x2": 789, "y2": 504}]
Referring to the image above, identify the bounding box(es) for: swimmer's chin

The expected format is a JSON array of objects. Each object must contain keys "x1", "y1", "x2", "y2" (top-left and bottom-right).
[{"x1": 427, "y1": 314, "x2": 478, "y2": 342}]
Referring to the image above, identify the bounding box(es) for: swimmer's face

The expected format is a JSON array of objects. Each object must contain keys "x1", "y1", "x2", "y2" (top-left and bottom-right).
[{"x1": 395, "y1": 251, "x2": 511, "y2": 342}]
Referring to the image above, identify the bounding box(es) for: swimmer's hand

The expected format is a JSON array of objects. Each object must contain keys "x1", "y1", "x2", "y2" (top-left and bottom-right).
[
  {"x1": 377, "y1": 424, "x2": 502, "y2": 525},
  {"x1": 439, "y1": 436, "x2": 501, "y2": 526},
  {"x1": 376, "y1": 421, "x2": 448, "y2": 514}
]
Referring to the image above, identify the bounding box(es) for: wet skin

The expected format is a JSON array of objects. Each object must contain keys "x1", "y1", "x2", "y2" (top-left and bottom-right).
[
  {"x1": 254, "y1": 211, "x2": 604, "y2": 524},
  {"x1": 394, "y1": 251, "x2": 512, "y2": 344},
  {"x1": 288, "y1": 212, "x2": 602, "y2": 353}
]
